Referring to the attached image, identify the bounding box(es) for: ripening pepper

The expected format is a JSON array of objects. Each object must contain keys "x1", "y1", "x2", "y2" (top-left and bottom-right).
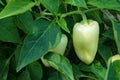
[
  {"x1": 73, "y1": 20, "x2": 99, "y2": 64},
  {"x1": 41, "y1": 34, "x2": 68, "y2": 66}
]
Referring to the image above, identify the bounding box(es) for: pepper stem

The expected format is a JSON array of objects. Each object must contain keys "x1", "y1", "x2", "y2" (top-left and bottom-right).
[{"x1": 81, "y1": 12, "x2": 88, "y2": 24}]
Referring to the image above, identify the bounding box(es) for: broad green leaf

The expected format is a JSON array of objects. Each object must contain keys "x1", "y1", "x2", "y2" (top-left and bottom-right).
[
  {"x1": 65, "y1": 0, "x2": 87, "y2": 8},
  {"x1": 0, "y1": 0, "x2": 35, "y2": 19},
  {"x1": 48, "y1": 71, "x2": 69, "y2": 80},
  {"x1": 42, "y1": 0, "x2": 60, "y2": 14},
  {"x1": 79, "y1": 60, "x2": 106, "y2": 80},
  {"x1": 86, "y1": 10, "x2": 102, "y2": 23},
  {"x1": 98, "y1": 43, "x2": 112, "y2": 64},
  {"x1": 0, "y1": 54, "x2": 12, "y2": 80},
  {"x1": 14, "y1": 46, "x2": 42, "y2": 80},
  {"x1": 17, "y1": 69, "x2": 31, "y2": 80},
  {"x1": 65, "y1": 17, "x2": 75, "y2": 32},
  {"x1": 105, "y1": 60, "x2": 116, "y2": 80},
  {"x1": 15, "y1": 11, "x2": 33, "y2": 34},
  {"x1": 16, "y1": 19, "x2": 61, "y2": 72},
  {"x1": 102, "y1": 28, "x2": 114, "y2": 40},
  {"x1": 72, "y1": 64, "x2": 86, "y2": 79},
  {"x1": 105, "y1": 58, "x2": 120, "y2": 80},
  {"x1": 0, "y1": 17, "x2": 21, "y2": 43},
  {"x1": 0, "y1": 60, "x2": 8, "y2": 80},
  {"x1": 14, "y1": 46, "x2": 22, "y2": 65},
  {"x1": 27, "y1": 62, "x2": 43, "y2": 80},
  {"x1": 91, "y1": 61, "x2": 106, "y2": 80},
  {"x1": 112, "y1": 60, "x2": 120, "y2": 76},
  {"x1": 87, "y1": 0, "x2": 120, "y2": 11},
  {"x1": 44, "y1": 53, "x2": 75, "y2": 80},
  {"x1": 57, "y1": 18, "x2": 70, "y2": 33},
  {"x1": 112, "y1": 21, "x2": 120, "y2": 54}
]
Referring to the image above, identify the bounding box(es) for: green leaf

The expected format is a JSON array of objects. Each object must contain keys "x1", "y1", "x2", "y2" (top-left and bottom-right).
[
  {"x1": 91, "y1": 61, "x2": 106, "y2": 80},
  {"x1": 42, "y1": 0, "x2": 60, "y2": 14},
  {"x1": 16, "y1": 19, "x2": 61, "y2": 72},
  {"x1": 27, "y1": 62, "x2": 43, "y2": 80},
  {"x1": 57, "y1": 18, "x2": 70, "y2": 33},
  {"x1": 102, "y1": 28, "x2": 114, "y2": 40},
  {"x1": 44, "y1": 53, "x2": 75, "y2": 80},
  {"x1": 79, "y1": 60, "x2": 106, "y2": 80},
  {"x1": 0, "y1": 0, "x2": 4, "y2": 6},
  {"x1": 15, "y1": 11, "x2": 33, "y2": 34},
  {"x1": 105, "y1": 58, "x2": 120, "y2": 80},
  {"x1": 87, "y1": 0, "x2": 120, "y2": 11},
  {"x1": 112, "y1": 60, "x2": 120, "y2": 75},
  {"x1": 0, "y1": 17, "x2": 21, "y2": 43},
  {"x1": 0, "y1": 0, "x2": 35, "y2": 19},
  {"x1": 34, "y1": 0, "x2": 41, "y2": 6},
  {"x1": 17, "y1": 69, "x2": 31, "y2": 80},
  {"x1": 72, "y1": 64, "x2": 86, "y2": 79},
  {"x1": 112, "y1": 21, "x2": 120, "y2": 54},
  {"x1": 0, "y1": 55, "x2": 12, "y2": 80},
  {"x1": 14, "y1": 46, "x2": 22, "y2": 65},
  {"x1": 86, "y1": 10, "x2": 102, "y2": 23},
  {"x1": 65, "y1": 0, "x2": 87, "y2": 8},
  {"x1": 0, "y1": 60, "x2": 8, "y2": 80},
  {"x1": 98, "y1": 43, "x2": 112, "y2": 64},
  {"x1": 105, "y1": 60, "x2": 116, "y2": 80},
  {"x1": 48, "y1": 71, "x2": 69, "y2": 80}
]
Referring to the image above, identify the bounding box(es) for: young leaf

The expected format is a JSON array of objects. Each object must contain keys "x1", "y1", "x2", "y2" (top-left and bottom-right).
[
  {"x1": 44, "y1": 52, "x2": 75, "y2": 80},
  {"x1": 57, "y1": 18, "x2": 70, "y2": 33},
  {"x1": 41, "y1": 0, "x2": 60, "y2": 14},
  {"x1": 65, "y1": 0, "x2": 87, "y2": 8},
  {"x1": 0, "y1": 0, "x2": 35, "y2": 19},
  {"x1": 0, "y1": 17, "x2": 21, "y2": 43},
  {"x1": 16, "y1": 19, "x2": 61, "y2": 72},
  {"x1": 112, "y1": 21, "x2": 120, "y2": 54}
]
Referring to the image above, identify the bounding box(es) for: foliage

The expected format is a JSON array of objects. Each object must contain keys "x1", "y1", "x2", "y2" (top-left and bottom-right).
[{"x1": 0, "y1": 0, "x2": 120, "y2": 80}]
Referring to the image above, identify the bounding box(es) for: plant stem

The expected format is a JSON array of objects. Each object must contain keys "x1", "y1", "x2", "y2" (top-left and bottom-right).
[
  {"x1": 81, "y1": 12, "x2": 88, "y2": 24},
  {"x1": 60, "y1": 11, "x2": 81, "y2": 17},
  {"x1": 41, "y1": 8, "x2": 99, "y2": 18},
  {"x1": 84, "y1": 8, "x2": 99, "y2": 13},
  {"x1": 61, "y1": 8, "x2": 99, "y2": 18},
  {"x1": 82, "y1": 75, "x2": 98, "y2": 80},
  {"x1": 77, "y1": 7, "x2": 88, "y2": 24},
  {"x1": 41, "y1": 12, "x2": 53, "y2": 16}
]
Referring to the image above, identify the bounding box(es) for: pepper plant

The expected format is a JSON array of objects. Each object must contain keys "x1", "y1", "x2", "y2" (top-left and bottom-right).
[{"x1": 0, "y1": 0, "x2": 120, "y2": 80}]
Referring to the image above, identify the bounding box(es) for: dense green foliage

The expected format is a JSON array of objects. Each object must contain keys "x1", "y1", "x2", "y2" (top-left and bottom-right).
[{"x1": 0, "y1": 0, "x2": 120, "y2": 80}]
